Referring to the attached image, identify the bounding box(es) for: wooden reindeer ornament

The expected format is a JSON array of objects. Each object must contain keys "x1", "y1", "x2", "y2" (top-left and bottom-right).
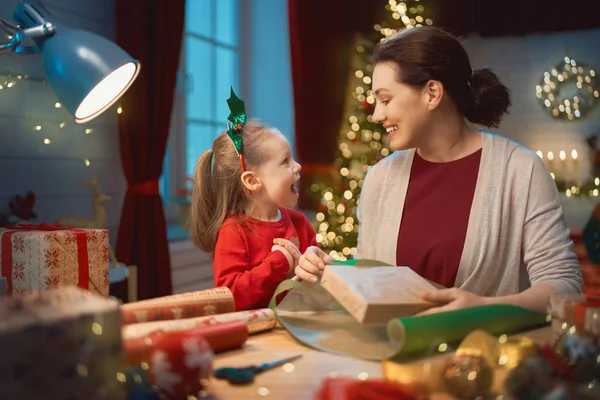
[
  {"x1": 55, "y1": 178, "x2": 138, "y2": 302},
  {"x1": 55, "y1": 178, "x2": 111, "y2": 229}
]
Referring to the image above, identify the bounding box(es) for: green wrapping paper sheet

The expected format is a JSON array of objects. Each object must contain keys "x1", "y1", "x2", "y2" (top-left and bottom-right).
[{"x1": 269, "y1": 266, "x2": 549, "y2": 361}]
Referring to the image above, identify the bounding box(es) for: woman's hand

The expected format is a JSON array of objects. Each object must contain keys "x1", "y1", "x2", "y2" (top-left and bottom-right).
[
  {"x1": 294, "y1": 246, "x2": 334, "y2": 283},
  {"x1": 418, "y1": 288, "x2": 487, "y2": 315}
]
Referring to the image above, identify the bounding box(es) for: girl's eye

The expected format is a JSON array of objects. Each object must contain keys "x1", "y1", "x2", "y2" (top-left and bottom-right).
[{"x1": 382, "y1": 100, "x2": 390, "y2": 105}]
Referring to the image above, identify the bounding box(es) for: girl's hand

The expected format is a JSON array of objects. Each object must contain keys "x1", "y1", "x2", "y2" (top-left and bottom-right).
[
  {"x1": 295, "y1": 246, "x2": 334, "y2": 283},
  {"x1": 273, "y1": 238, "x2": 302, "y2": 267},
  {"x1": 271, "y1": 244, "x2": 295, "y2": 273},
  {"x1": 417, "y1": 288, "x2": 487, "y2": 315}
]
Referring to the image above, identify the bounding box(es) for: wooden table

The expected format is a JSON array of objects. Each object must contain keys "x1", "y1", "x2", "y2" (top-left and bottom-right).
[{"x1": 207, "y1": 326, "x2": 553, "y2": 399}]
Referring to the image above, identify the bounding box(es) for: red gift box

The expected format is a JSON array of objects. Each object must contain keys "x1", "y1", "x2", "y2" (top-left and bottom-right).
[
  {"x1": 0, "y1": 223, "x2": 109, "y2": 297},
  {"x1": 316, "y1": 378, "x2": 415, "y2": 400}
]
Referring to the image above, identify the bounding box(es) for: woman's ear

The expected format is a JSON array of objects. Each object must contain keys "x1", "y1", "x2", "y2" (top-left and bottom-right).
[
  {"x1": 241, "y1": 171, "x2": 261, "y2": 192},
  {"x1": 424, "y1": 80, "x2": 444, "y2": 110}
]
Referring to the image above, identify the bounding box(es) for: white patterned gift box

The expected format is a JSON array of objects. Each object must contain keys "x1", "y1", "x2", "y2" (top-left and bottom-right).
[
  {"x1": 0, "y1": 224, "x2": 109, "y2": 297},
  {"x1": 0, "y1": 286, "x2": 126, "y2": 400}
]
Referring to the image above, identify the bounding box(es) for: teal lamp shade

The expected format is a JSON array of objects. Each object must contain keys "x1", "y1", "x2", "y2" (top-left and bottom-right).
[
  {"x1": 40, "y1": 28, "x2": 140, "y2": 123},
  {"x1": 11, "y1": 2, "x2": 140, "y2": 123}
]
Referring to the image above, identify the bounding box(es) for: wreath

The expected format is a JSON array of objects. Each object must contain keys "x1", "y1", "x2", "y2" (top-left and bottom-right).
[{"x1": 536, "y1": 57, "x2": 598, "y2": 120}]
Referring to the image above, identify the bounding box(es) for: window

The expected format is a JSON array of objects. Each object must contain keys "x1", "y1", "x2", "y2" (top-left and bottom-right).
[{"x1": 162, "y1": 0, "x2": 240, "y2": 238}]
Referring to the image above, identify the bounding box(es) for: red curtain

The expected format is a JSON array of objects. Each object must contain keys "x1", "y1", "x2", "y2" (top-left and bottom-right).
[
  {"x1": 288, "y1": 0, "x2": 383, "y2": 209},
  {"x1": 114, "y1": 0, "x2": 185, "y2": 300}
]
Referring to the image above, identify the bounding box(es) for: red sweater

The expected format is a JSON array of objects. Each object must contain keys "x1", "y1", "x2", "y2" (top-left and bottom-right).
[
  {"x1": 396, "y1": 149, "x2": 481, "y2": 288},
  {"x1": 213, "y1": 208, "x2": 317, "y2": 310}
]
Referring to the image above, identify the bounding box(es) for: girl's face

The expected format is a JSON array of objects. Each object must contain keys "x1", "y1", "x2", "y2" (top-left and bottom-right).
[
  {"x1": 371, "y1": 62, "x2": 432, "y2": 151},
  {"x1": 252, "y1": 131, "x2": 302, "y2": 211}
]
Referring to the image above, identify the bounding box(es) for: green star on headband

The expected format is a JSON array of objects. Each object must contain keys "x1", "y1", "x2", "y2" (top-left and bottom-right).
[{"x1": 226, "y1": 87, "x2": 247, "y2": 156}]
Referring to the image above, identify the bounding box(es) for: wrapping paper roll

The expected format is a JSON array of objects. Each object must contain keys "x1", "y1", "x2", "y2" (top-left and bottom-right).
[
  {"x1": 146, "y1": 329, "x2": 214, "y2": 400},
  {"x1": 270, "y1": 279, "x2": 548, "y2": 360},
  {"x1": 121, "y1": 287, "x2": 235, "y2": 324},
  {"x1": 123, "y1": 320, "x2": 248, "y2": 367},
  {"x1": 122, "y1": 308, "x2": 276, "y2": 339}
]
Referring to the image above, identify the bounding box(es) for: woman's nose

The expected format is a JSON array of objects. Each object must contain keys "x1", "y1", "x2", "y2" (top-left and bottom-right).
[{"x1": 372, "y1": 104, "x2": 385, "y2": 123}]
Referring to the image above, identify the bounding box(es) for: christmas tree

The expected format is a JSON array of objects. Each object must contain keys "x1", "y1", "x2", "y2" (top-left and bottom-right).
[{"x1": 310, "y1": 1, "x2": 433, "y2": 260}]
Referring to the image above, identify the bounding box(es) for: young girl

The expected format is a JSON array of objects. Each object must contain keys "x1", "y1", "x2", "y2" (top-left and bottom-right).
[{"x1": 190, "y1": 90, "x2": 322, "y2": 311}]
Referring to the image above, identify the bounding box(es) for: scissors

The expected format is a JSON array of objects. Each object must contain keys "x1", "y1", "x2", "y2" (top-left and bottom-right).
[{"x1": 213, "y1": 354, "x2": 302, "y2": 385}]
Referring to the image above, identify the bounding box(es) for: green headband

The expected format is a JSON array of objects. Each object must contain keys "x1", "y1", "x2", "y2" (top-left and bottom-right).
[{"x1": 225, "y1": 87, "x2": 247, "y2": 157}]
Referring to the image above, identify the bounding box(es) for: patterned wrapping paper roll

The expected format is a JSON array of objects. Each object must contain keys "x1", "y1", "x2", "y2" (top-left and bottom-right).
[
  {"x1": 0, "y1": 286, "x2": 126, "y2": 400},
  {"x1": 123, "y1": 320, "x2": 248, "y2": 368},
  {"x1": 146, "y1": 328, "x2": 214, "y2": 399},
  {"x1": 122, "y1": 308, "x2": 277, "y2": 339},
  {"x1": 120, "y1": 287, "x2": 236, "y2": 324}
]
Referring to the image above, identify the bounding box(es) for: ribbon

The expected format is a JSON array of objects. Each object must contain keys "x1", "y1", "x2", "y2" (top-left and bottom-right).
[
  {"x1": 5, "y1": 223, "x2": 73, "y2": 230},
  {"x1": 1, "y1": 226, "x2": 89, "y2": 295},
  {"x1": 129, "y1": 180, "x2": 160, "y2": 195}
]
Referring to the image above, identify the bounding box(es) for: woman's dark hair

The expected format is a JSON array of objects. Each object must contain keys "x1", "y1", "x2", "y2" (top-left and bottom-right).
[{"x1": 373, "y1": 26, "x2": 511, "y2": 128}]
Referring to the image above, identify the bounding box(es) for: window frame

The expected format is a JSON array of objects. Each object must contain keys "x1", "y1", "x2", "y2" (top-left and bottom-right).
[{"x1": 163, "y1": 0, "x2": 240, "y2": 229}]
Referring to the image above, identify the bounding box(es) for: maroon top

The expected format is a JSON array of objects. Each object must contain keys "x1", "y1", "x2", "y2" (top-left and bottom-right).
[{"x1": 396, "y1": 149, "x2": 482, "y2": 288}]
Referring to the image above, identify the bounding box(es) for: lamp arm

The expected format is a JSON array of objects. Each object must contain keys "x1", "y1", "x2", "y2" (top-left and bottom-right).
[
  {"x1": 0, "y1": 18, "x2": 19, "y2": 33},
  {"x1": 0, "y1": 21, "x2": 55, "y2": 55}
]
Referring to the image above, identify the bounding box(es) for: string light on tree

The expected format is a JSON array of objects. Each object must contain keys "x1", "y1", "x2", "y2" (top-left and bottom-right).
[
  {"x1": 310, "y1": 1, "x2": 432, "y2": 260},
  {"x1": 536, "y1": 58, "x2": 598, "y2": 121}
]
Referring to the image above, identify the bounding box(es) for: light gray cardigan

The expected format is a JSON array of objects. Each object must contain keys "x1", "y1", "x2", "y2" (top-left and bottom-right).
[{"x1": 356, "y1": 132, "x2": 582, "y2": 295}]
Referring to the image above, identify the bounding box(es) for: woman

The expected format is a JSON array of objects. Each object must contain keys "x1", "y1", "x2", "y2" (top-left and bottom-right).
[{"x1": 294, "y1": 26, "x2": 582, "y2": 315}]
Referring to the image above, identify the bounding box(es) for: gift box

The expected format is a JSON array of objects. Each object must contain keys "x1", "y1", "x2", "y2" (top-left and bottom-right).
[
  {"x1": 0, "y1": 223, "x2": 109, "y2": 297},
  {"x1": 0, "y1": 286, "x2": 126, "y2": 400},
  {"x1": 317, "y1": 378, "x2": 415, "y2": 400},
  {"x1": 548, "y1": 292, "x2": 600, "y2": 341},
  {"x1": 320, "y1": 265, "x2": 438, "y2": 324}
]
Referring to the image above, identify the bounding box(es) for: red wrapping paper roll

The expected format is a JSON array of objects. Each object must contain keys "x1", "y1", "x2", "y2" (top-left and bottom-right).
[
  {"x1": 146, "y1": 329, "x2": 214, "y2": 400},
  {"x1": 123, "y1": 320, "x2": 248, "y2": 367}
]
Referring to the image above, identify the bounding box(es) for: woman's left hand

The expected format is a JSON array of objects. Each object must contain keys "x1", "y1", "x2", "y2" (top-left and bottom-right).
[{"x1": 418, "y1": 288, "x2": 487, "y2": 315}]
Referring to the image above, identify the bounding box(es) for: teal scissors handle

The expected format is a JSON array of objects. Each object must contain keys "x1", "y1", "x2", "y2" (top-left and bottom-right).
[{"x1": 214, "y1": 354, "x2": 302, "y2": 385}]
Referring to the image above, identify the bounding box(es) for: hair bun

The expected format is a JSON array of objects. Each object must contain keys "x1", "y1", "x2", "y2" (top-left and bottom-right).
[{"x1": 466, "y1": 68, "x2": 511, "y2": 128}]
